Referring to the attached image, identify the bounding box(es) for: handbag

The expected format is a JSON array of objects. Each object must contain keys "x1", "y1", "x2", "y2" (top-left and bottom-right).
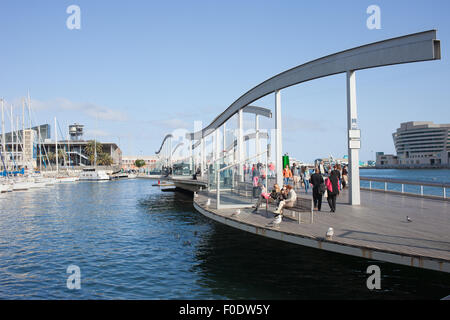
[{"x1": 325, "y1": 178, "x2": 333, "y2": 193}]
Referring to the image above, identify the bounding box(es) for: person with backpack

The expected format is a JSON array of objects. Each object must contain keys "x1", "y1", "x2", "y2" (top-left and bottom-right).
[
  {"x1": 326, "y1": 165, "x2": 341, "y2": 213},
  {"x1": 310, "y1": 168, "x2": 324, "y2": 211}
]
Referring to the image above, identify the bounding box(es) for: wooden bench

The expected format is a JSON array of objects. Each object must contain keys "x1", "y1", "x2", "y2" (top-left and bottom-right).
[
  {"x1": 281, "y1": 196, "x2": 314, "y2": 224},
  {"x1": 235, "y1": 181, "x2": 252, "y2": 197}
]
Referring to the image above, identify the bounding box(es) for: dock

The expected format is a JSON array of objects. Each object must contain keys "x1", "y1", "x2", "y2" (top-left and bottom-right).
[{"x1": 193, "y1": 188, "x2": 450, "y2": 273}]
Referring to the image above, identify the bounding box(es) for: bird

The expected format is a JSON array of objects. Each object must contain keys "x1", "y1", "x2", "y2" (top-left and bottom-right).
[
  {"x1": 272, "y1": 214, "x2": 282, "y2": 226},
  {"x1": 206, "y1": 198, "x2": 211, "y2": 206},
  {"x1": 232, "y1": 209, "x2": 241, "y2": 217},
  {"x1": 406, "y1": 216, "x2": 412, "y2": 223},
  {"x1": 326, "y1": 227, "x2": 334, "y2": 239}
]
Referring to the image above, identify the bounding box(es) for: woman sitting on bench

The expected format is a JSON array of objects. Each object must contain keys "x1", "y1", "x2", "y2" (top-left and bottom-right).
[
  {"x1": 252, "y1": 183, "x2": 281, "y2": 213},
  {"x1": 274, "y1": 185, "x2": 297, "y2": 214}
]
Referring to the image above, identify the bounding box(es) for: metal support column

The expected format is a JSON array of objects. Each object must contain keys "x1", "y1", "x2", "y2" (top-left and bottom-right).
[
  {"x1": 275, "y1": 90, "x2": 283, "y2": 187},
  {"x1": 347, "y1": 70, "x2": 361, "y2": 205}
]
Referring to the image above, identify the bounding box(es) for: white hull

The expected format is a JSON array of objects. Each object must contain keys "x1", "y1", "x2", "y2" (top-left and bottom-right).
[
  {"x1": 79, "y1": 169, "x2": 110, "y2": 181},
  {"x1": 0, "y1": 184, "x2": 12, "y2": 193},
  {"x1": 12, "y1": 182, "x2": 34, "y2": 191},
  {"x1": 29, "y1": 182, "x2": 48, "y2": 188},
  {"x1": 56, "y1": 177, "x2": 79, "y2": 183}
]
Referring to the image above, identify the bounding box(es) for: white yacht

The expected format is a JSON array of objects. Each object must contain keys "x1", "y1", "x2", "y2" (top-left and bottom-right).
[
  {"x1": 56, "y1": 176, "x2": 79, "y2": 183},
  {"x1": 12, "y1": 179, "x2": 34, "y2": 191},
  {"x1": 79, "y1": 168, "x2": 110, "y2": 181},
  {"x1": 0, "y1": 183, "x2": 11, "y2": 193}
]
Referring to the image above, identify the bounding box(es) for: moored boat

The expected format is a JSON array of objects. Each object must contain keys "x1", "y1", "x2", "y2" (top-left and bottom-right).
[{"x1": 79, "y1": 168, "x2": 110, "y2": 181}]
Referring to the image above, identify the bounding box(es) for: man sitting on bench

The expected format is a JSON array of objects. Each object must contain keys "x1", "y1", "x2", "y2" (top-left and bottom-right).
[{"x1": 274, "y1": 185, "x2": 297, "y2": 214}]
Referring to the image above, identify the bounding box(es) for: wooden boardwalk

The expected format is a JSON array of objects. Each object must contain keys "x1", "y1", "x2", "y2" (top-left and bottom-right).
[{"x1": 194, "y1": 188, "x2": 450, "y2": 273}]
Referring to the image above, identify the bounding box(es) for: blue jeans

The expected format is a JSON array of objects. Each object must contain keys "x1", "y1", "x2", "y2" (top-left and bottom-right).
[
  {"x1": 284, "y1": 177, "x2": 289, "y2": 185},
  {"x1": 304, "y1": 180, "x2": 310, "y2": 193}
]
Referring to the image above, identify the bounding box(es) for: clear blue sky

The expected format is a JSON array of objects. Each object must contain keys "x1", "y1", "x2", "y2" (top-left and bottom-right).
[{"x1": 1, "y1": 0, "x2": 449, "y2": 162}]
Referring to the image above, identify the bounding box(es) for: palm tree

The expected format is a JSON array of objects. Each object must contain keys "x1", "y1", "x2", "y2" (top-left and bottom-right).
[
  {"x1": 47, "y1": 152, "x2": 56, "y2": 163},
  {"x1": 84, "y1": 140, "x2": 103, "y2": 165},
  {"x1": 98, "y1": 153, "x2": 113, "y2": 166},
  {"x1": 58, "y1": 149, "x2": 67, "y2": 166}
]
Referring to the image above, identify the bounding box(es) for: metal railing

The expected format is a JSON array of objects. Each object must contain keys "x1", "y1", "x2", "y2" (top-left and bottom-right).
[{"x1": 360, "y1": 176, "x2": 449, "y2": 200}]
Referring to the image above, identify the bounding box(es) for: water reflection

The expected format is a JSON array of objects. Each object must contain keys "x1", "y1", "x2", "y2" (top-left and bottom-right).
[{"x1": 0, "y1": 179, "x2": 448, "y2": 299}]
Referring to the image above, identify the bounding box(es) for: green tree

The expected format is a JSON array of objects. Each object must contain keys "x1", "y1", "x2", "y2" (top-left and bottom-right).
[
  {"x1": 84, "y1": 140, "x2": 103, "y2": 165},
  {"x1": 98, "y1": 153, "x2": 113, "y2": 166},
  {"x1": 58, "y1": 148, "x2": 67, "y2": 165},
  {"x1": 134, "y1": 159, "x2": 146, "y2": 168},
  {"x1": 47, "y1": 151, "x2": 56, "y2": 163}
]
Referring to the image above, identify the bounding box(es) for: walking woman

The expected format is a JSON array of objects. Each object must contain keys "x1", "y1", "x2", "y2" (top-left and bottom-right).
[
  {"x1": 302, "y1": 166, "x2": 311, "y2": 194},
  {"x1": 283, "y1": 165, "x2": 292, "y2": 186},
  {"x1": 342, "y1": 165, "x2": 348, "y2": 189},
  {"x1": 310, "y1": 168, "x2": 324, "y2": 211},
  {"x1": 326, "y1": 165, "x2": 341, "y2": 213}
]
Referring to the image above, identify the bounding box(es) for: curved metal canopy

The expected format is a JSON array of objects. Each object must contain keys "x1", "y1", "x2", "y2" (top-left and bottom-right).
[
  {"x1": 190, "y1": 131, "x2": 269, "y2": 152},
  {"x1": 187, "y1": 30, "x2": 440, "y2": 141},
  {"x1": 155, "y1": 134, "x2": 173, "y2": 155},
  {"x1": 186, "y1": 105, "x2": 272, "y2": 141},
  {"x1": 171, "y1": 142, "x2": 184, "y2": 156},
  {"x1": 224, "y1": 132, "x2": 269, "y2": 153}
]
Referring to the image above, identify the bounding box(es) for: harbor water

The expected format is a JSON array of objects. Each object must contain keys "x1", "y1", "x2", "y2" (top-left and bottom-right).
[
  {"x1": 360, "y1": 169, "x2": 450, "y2": 197},
  {"x1": 0, "y1": 176, "x2": 449, "y2": 299}
]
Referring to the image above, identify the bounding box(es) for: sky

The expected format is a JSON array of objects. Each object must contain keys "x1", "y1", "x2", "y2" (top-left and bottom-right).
[{"x1": 0, "y1": 0, "x2": 449, "y2": 162}]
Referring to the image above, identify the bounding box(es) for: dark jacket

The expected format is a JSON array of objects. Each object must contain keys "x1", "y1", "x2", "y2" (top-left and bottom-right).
[
  {"x1": 310, "y1": 173, "x2": 324, "y2": 190},
  {"x1": 328, "y1": 170, "x2": 341, "y2": 195}
]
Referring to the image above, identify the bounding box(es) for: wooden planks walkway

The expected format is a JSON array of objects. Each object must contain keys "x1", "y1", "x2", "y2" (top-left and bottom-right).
[{"x1": 194, "y1": 188, "x2": 450, "y2": 273}]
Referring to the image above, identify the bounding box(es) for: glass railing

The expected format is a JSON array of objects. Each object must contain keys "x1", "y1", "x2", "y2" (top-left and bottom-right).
[{"x1": 215, "y1": 150, "x2": 271, "y2": 209}]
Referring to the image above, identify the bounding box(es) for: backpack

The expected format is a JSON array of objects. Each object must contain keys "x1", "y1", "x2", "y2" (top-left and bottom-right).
[{"x1": 319, "y1": 182, "x2": 326, "y2": 194}]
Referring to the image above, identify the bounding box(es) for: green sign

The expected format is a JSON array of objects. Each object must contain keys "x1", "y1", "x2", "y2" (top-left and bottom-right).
[{"x1": 282, "y1": 155, "x2": 290, "y2": 169}]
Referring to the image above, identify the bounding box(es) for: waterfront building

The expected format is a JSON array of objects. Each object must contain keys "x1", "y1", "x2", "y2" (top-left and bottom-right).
[
  {"x1": 376, "y1": 121, "x2": 450, "y2": 168},
  {"x1": 121, "y1": 155, "x2": 158, "y2": 171},
  {"x1": 40, "y1": 140, "x2": 122, "y2": 168},
  {"x1": 0, "y1": 124, "x2": 50, "y2": 169},
  {"x1": 1, "y1": 123, "x2": 122, "y2": 170}
]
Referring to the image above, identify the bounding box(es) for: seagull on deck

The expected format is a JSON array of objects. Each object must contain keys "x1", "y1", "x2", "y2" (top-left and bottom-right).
[
  {"x1": 406, "y1": 216, "x2": 412, "y2": 223},
  {"x1": 270, "y1": 214, "x2": 282, "y2": 227},
  {"x1": 231, "y1": 209, "x2": 241, "y2": 217},
  {"x1": 326, "y1": 227, "x2": 334, "y2": 240}
]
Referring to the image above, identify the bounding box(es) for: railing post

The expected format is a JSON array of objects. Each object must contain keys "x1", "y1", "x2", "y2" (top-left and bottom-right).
[
  {"x1": 420, "y1": 185, "x2": 424, "y2": 196},
  {"x1": 217, "y1": 171, "x2": 220, "y2": 209},
  {"x1": 401, "y1": 184, "x2": 404, "y2": 193},
  {"x1": 384, "y1": 182, "x2": 387, "y2": 191},
  {"x1": 444, "y1": 187, "x2": 446, "y2": 199},
  {"x1": 369, "y1": 180, "x2": 372, "y2": 190}
]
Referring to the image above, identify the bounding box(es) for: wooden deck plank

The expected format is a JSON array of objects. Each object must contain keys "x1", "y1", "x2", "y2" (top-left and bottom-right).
[{"x1": 194, "y1": 189, "x2": 450, "y2": 264}]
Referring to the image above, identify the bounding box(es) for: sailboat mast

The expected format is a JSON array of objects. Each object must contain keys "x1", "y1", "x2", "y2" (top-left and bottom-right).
[
  {"x1": 55, "y1": 117, "x2": 58, "y2": 173},
  {"x1": 22, "y1": 98, "x2": 25, "y2": 168},
  {"x1": 94, "y1": 115, "x2": 98, "y2": 167},
  {"x1": 1, "y1": 99, "x2": 5, "y2": 161},
  {"x1": 16, "y1": 116, "x2": 19, "y2": 167},
  {"x1": 38, "y1": 125, "x2": 42, "y2": 172},
  {"x1": 10, "y1": 105, "x2": 14, "y2": 169},
  {"x1": 27, "y1": 91, "x2": 31, "y2": 130},
  {"x1": 94, "y1": 138, "x2": 97, "y2": 167}
]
